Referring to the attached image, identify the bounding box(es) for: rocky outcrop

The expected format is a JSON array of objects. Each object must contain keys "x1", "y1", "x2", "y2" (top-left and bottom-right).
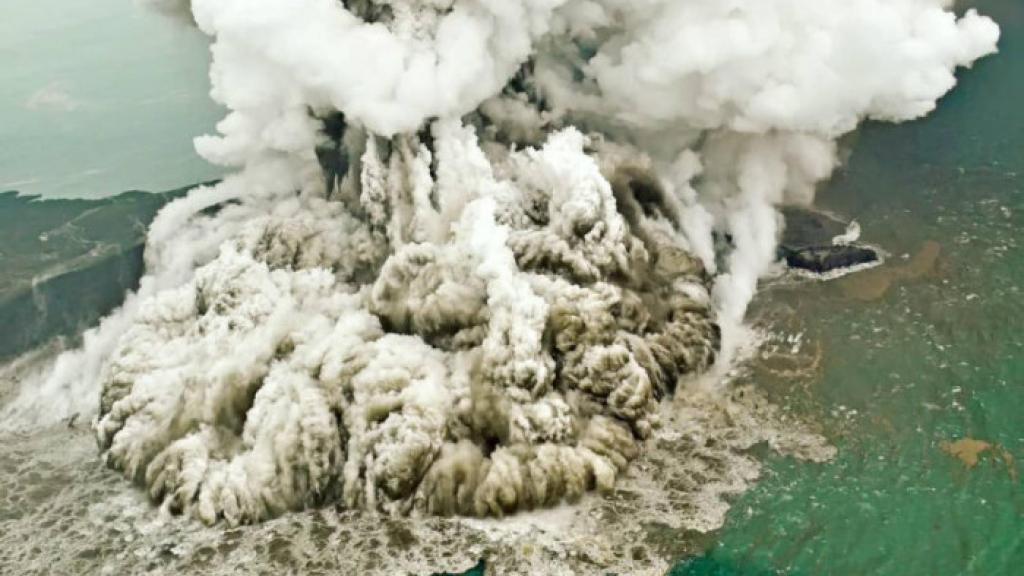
[{"x1": 778, "y1": 207, "x2": 880, "y2": 274}]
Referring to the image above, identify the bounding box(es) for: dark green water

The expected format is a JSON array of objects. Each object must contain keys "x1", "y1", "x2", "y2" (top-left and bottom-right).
[{"x1": 675, "y1": 0, "x2": 1023, "y2": 573}]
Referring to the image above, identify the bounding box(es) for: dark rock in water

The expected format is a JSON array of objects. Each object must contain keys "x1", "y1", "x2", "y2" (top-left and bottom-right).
[
  {"x1": 779, "y1": 244, "x2": 879, "y2": 274},
  {"x1": 0, "y1": 185, "x2": 205, "y2": 361},
  {"x1": 778, "y1": 206, "x2": 879, "y2": 274}
]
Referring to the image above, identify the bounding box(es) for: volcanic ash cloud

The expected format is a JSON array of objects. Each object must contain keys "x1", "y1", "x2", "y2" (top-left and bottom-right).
[
  {"x1": 38, "y1": 0, "x2": 999, "y2": 526},
  {"x1": 95, "y1": 120, "x2": 719, "y2": 525}
]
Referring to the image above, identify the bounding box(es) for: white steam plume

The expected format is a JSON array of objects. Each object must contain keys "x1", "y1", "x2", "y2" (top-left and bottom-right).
[{"x1": 3, "y1": 0, "x2": 997, "y2": 528}]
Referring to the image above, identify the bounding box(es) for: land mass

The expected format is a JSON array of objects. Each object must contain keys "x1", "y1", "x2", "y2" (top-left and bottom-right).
[
  {"x1": 0, "y1": 185, "x2": 202, "y2": 361},
  {"x1": 778, "y1": 207, "x2": 881, "y2": 274}
]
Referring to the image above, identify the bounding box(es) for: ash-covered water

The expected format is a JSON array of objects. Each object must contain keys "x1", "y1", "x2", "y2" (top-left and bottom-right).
[{"x1": 0, "y1": 363, "x2": 833, "y2": 576}]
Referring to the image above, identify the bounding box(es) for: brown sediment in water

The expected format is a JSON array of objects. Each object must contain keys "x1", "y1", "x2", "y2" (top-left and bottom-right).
[
  {"x1": 941, "y1": 438, "x2": 992, "y2": 469},
  {"x1": 839, "y1": 240, "x2": 941, "y2": 301},
  {"x1": 869, "y1": 415, "x2": 897, "y2": 435},
  {"x1": 903, "y1": 241, "x2": 942, "y2": 277},
  {"x1": 997, "y1": 445, "x2": 1019, "y2": 483},
  {"x1": 940, "y1": 438, "x2": 1019, "y2": 482}
]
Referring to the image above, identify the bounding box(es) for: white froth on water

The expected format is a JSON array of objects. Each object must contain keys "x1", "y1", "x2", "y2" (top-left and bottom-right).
[{"x1": 0, "y1": 359, "x2": 832, "y2": 574}]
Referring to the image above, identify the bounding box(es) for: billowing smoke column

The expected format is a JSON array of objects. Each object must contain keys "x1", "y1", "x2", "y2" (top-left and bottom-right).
[
  {"x1": 95, "y1": 120, "x2": 719, "y2": 524},
  {"x1": 48, "y1": 0, "x2": 1001, "y2": 525}
]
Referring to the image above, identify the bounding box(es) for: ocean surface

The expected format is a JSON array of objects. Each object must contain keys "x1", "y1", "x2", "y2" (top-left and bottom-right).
[
  {"x1": 1, "y1": 0, "x2": 1021, "y2": 574},
  {"x1": 0, "y1": 0, "x2": 223, "y2": 198}
]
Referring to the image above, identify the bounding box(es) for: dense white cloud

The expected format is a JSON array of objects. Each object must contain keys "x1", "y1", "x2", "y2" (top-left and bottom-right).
[
  {"x1": 544, "y1": 1, "x2": 998, "y2": 134},
  {"x1": 88, "y1": 123, "x2": 718, "y2": 524}
]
